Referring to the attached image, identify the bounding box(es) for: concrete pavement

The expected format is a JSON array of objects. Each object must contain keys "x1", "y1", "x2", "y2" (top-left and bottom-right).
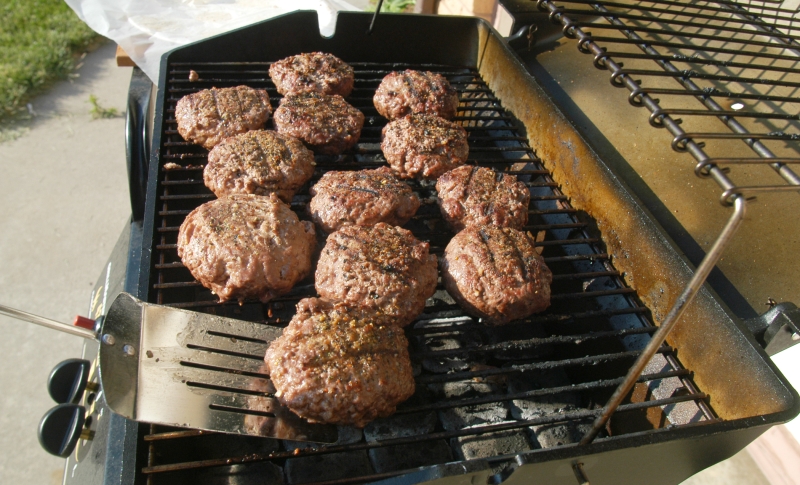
[{"x1": 0, "y1": 40, "x2": 131, "y2": 485}]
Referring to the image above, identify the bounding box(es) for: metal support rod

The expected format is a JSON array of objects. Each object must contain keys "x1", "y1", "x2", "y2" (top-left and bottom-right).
[
  {"x1": 367, "y1": 0, "x2": 385, "y2": 34},
  {"x1": 580, "y1": 195, "x2": 748, "y2": 444},
  {"x1": 0, "y1": 303, "x2": 97, "y2": 339}
]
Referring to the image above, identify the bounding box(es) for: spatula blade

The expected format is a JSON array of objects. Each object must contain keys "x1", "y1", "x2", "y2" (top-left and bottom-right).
[{"x1": 98, "y1": 292, "x2": 338, "y2": 443}]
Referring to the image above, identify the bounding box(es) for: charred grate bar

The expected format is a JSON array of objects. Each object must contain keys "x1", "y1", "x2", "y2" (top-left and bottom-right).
[
  {"x1": 143, "y1": 60, "x2": 715, "y2": 484},
  {"x1": 536, "y1": 0, "x2": 800, "y2": 204}
]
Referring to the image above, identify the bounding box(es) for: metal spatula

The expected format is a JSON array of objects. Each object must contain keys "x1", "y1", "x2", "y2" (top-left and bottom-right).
[{"x1": 0, "y1": 292, "x2": 338, "y2": 445}]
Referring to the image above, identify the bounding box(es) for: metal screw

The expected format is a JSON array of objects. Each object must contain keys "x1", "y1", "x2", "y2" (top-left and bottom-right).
[
  {"x1": 123, "y1": 344, "x2": 136, "y2": 356},
  {"x1": 792, "y1": 333, "x2": 799, "y2": 341},
  {"x1": 101, "y1": 334, "x2": 116, "y2": 346}
]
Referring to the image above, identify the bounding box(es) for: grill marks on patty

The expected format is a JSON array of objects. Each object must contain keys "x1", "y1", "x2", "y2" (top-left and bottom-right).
[
  {"x1": 269, "y1": 52, "x2": 355, "y2": 97},
  {"x1": 264, "y1": 298, "x2": 415, "y2": 428},
  {"x1": 176, "y1": 194, "x2": 316, "y2": 303},
  {"x1": 381, "y1": 114, "x2": 469, "y2": 180},
  {"x1": 373, "y1": 70, "x2": 459, "y2": 120},
  {"x1": 436, "y1": 165, "x2": 530, "y2": 232},
  {"x1": 273, "y1": 92, "x2": 365, "y2": 155},
  {"x1": 175, "y1": 85, "x2": 272, "y2": 150},
  {"x1": 315, "y1": 223, "x2": 439, "y2": 327},
  {"x1": 204, "y1": 130, "x2": 315, "y2": 202},
  {"x1": 308, "y1": 167, "x2": 420, "y2": 233},
  {"x1": 441, "y1": 226, "x2": 552, "y2": 326}
]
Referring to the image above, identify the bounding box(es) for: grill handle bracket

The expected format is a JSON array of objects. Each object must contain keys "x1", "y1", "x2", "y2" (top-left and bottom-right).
[
  {"x1": 506, "y1": 24, "x2": 538, "y2": 51},
  {"x1": 745, "y1": 303, "x2": 800, "y2": 356}
]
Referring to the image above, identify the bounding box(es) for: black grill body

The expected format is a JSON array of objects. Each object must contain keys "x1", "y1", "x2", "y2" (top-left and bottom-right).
[{"x1": 125, "y1": 10, "x2": 800, "y2": 485}]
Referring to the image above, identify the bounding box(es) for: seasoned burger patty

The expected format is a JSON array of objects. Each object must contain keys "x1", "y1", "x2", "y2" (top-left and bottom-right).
[
  {"x1": 381, "y1": 114, "x2": 469, "y2": 180},
  {"x1": 441, "y1": 226, "x2": 552, "y2": 325},
  {"x1": 265, "y1": 298, "x2": 415, "y2": 427},
  {"x1": 373, "y1": 70, "x2": 459, "y2": 120},
  {"x1": 175, "y1": 85, "x2": 272, "y2": 150},
  {"x1": 436, "y1": 165, "x2": 530, "y2": 232},
  {"x1": 177, "y1": 194, "x2": 316, "y2": 303},
  {"x1": 315, "y1": 223, "x2": 438, "y2": 327},
  {"x1": 204, "y1": 130, "x2": 315, "y2": 202},
  {"x1": 269, "y1": 52, "x2": 354, "y2": 97},
  {"x1": 273, "y1": 93, "x2": 364, "y2": 155},
  {"x1": 309, "y1": 167, "x2": 420, "y2": 233}
]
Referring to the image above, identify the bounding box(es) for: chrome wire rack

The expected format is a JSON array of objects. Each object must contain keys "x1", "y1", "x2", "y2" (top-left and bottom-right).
[
  {"x1": 528, "y1": 0, "x2": 800, "y2": 441},
  {"x1": 535, "y1": 0, "x2": 800, "y2": 203}
]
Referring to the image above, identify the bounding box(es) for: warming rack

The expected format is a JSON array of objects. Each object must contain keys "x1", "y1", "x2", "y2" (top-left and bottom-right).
[{"x1": 528, "y1": 0, "x2": 800, "y2": 441}]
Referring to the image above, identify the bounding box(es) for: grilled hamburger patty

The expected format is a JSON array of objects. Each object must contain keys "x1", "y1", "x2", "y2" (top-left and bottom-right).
[
  {"x1": 177, "y1": 194, "x2": 316, "y2": 303},
  {"x1": 309, "y1": 167, "x2": 420, "y2": 233},
  {"x1": 264, "y1": 297, "x2": 415, "y2": 427},
  {"x1": 436, "y1": 165, "x2": 530, "y2": 232},
  {"x1": 381, "y1": 114, "x2": 469, "y2": 180},
  {"x1": 269, "y1": 52, "x2": 354, "y2": 97},
  {"x1": 441, "y1": 226, "x2": 552, "y2": 325},
  {"x1": 273, "y1": 92, "x2": 364, "y2": 155},
  {"x1": 315, "y1": 223, "x2": 438, "y2": 327},
  {"x1": 204, "y1": 130, "x2": 315, "y2": 202},
  {"x1": 175, "y1": 85, "x2": 272, "y2": 150},
  {"x1": 373, "y1": 70, "x2": 459, "y2": 120}
]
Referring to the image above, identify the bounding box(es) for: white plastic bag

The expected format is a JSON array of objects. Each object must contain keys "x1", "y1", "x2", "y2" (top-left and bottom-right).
[{"x1": 65, "y1": 0, "x2": 362, "y2": 83}]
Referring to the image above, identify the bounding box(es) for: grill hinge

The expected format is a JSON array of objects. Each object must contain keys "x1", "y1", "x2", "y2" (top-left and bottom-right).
[{"x1": 745, "y1": 303, "x2": 800, "y2": 356}]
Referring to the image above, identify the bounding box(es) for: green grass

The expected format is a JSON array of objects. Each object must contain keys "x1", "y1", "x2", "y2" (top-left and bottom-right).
[
  {"x1": 1, "y1": 0, "x2": 100, "y2": 121},
  {"x1": 88, "y1": 93, "x2": 119, "y2": 119},
  {"x1": 367, "y1": 0, "x2": 416, "y2": 13}
]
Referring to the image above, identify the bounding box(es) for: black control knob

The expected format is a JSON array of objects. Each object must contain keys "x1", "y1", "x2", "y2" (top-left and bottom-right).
[
  {"x1": 38, "y1": 403, "x2": 93, "y2": 458},
  {"x1": 47, "y1": 358, "x2": 92, "y2": 404}
]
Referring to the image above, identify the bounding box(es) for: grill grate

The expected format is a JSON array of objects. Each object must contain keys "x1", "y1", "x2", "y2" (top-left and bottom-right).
[{"x1": 142, "y1": 61, "x2": 713, "y2": 484}]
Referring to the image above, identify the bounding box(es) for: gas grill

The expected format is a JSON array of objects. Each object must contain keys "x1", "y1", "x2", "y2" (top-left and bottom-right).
[{"x1": 48, "y1": 3, "x2": 800, "y2": 485}]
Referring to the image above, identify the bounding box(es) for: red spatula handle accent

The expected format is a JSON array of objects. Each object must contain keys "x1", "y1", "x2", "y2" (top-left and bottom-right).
[{"x1": 72, "y1": 316, "x2": 96, "y2": 330}]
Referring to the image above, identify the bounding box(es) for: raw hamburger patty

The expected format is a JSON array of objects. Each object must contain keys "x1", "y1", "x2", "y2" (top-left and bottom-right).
[
  {"x1": 441, "y1": 225, "x2": 552, "y2": 325},
  {"x1": 436, "y1": 165, "x2": 530, "y2": 232},
  {"x1": 309, "y1": 167, "x2": 420, "y2": 233},
  {"x1": 381, "y1": 114, "x2": 469, "y2": 180},
  {"x1": 315, "y1": 223, "x2": 438, "y2": 327},
  {"x1": 175, "y1": 85, "x2": 272, "y2": 150},
  {"x1": 204, "y1": 130, "x2": 315, "y2": 202},
  {"x1": 269, "y1": 52, "x2": 355, "y2": 97},
  {"x1": 273, "y1": 92, "x2": 364, "y2": 155},
  {"x1": 373, "y1": 70, "x2": 459, "y2": 120},
  {"x1": 177, "y1": 194, "x2": 316, "y2": 303},
  {"x1": 264, "y1": 297, "x2": 415, "y2": 427}
]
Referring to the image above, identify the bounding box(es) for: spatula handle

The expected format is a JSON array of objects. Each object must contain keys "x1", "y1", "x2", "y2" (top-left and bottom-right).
[{"x1": 0, "y1": 303, "x2": 97, "y2": 339}]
